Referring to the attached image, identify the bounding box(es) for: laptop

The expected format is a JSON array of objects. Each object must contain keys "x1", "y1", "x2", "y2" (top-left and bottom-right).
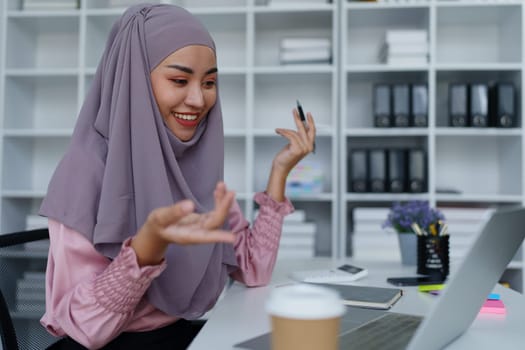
[{"x1": 235, "y1": 206, "x2": 525, "y2": 350}]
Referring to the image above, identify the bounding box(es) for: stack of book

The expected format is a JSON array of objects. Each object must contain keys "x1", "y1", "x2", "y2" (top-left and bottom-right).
[
  {"x1": 380, "y1": 29, "x2": 428, "y2": 66},
  {"x1": 351, "y1": 207, "x2": 399, "y2": 262},
  {"x1": 285, "y1": 161, "x2": 324, "y2": 196},
  {"x1": 16, "y1": 271, "x2": 46, "y2": 314},
  {"x1": 276, "y1": 210, "x2": 317, "y2": 259},
  {"x1": 22, "y1": 0, "x2": 79, "y2": 10},
  {"x1": 279, "y1": 37, "x2": 332, "y2": 65}
]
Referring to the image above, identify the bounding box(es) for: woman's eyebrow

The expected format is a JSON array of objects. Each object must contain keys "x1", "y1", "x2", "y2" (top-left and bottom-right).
[{"x1": 166, "y1": 64, "x2": 218, "y2": 75}]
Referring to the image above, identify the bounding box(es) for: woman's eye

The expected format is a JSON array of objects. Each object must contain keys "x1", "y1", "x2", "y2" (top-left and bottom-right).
[
  {"x1": 171, "y1": 79, "x2": 187, "y2": 85},
  {"x1": 203, "y1": 80, "x2": 216, "y2": 88}
]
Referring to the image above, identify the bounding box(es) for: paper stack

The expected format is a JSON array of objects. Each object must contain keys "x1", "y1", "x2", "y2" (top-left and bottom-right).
[
  {"x1": 351, "y1": 207, "x2": 399, "y2": 262},
  {"x1": 271, "y1": 210, "x2": 317, "y2": 259},
  {"x1": 16, "y1": 271, "x2": 46, "y2": 314},
  {"x1": 380, "y1": 29, "x2": 428, "y2": 66},
  {"x1": 22, "y1": 0, "x2": 79, "y2": 10},
  {"x1": 279, "y1": 37, "x2": 332, "y2": 65}
]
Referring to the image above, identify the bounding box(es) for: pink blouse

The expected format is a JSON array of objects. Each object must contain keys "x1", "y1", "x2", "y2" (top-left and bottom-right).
[{"x1": 41, "y1": 192, "x2": 293, "y2": 349}]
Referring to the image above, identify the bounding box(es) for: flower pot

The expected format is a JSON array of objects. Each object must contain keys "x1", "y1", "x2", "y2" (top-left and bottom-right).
[{"x1": 397, "y1": 233, "x2": 417, "y2": 266}]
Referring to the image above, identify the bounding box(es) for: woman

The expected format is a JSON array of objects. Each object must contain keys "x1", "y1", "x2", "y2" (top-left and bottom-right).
[{"x1": 40, "y1": 3, "x2": 316, "y2": 349}]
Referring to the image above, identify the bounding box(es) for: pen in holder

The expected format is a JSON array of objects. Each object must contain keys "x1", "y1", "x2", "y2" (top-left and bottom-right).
[{"x1": 417, "y1": 234, "x2": 450, "y2": 278}]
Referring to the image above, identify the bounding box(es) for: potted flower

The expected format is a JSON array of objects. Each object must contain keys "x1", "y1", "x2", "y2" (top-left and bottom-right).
[{"x1": 382, "y1": 201, "x2": 445, "y2": 265}]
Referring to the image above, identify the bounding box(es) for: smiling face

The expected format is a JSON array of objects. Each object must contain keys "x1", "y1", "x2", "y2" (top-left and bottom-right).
[{"x1": 150, "y1": 45, "x2": 218, "y2": 141}]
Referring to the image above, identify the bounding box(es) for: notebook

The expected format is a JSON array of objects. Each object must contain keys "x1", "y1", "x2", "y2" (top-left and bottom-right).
[
  {"x1": 305, "y1": 283, "x2": 402, "y2": 310},
  {"x1": 235, "y1": 206, "x2": 525, "y2": 350}
]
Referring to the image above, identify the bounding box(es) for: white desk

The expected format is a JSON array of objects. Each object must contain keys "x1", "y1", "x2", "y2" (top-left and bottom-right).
[{"x1": 188, "y1": 259, "x2": 525, "y2": 350}]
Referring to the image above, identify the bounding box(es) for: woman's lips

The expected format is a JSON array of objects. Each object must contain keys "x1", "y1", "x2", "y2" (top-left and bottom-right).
[{"x1": 172, "y1": 112, "x2": 199, "y2": 127}]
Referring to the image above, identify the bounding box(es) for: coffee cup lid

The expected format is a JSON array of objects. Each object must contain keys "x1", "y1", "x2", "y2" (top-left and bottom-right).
[{"x1": 266, "y1": 284, "x2": 346, "y2": 320}]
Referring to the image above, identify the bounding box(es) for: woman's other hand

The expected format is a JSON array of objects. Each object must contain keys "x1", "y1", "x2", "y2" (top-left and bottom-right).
[{"x1": 132, "y1": 182, "x2": 235, "y2": 266}]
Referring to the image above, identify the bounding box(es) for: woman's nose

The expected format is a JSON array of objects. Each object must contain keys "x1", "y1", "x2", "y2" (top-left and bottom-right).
[{"x1": 185, "y1": 83, "x2": 205, "y2": 108}]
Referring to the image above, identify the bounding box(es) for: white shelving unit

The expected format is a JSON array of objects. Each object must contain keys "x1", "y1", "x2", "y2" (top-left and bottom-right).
[
  {"x1": 0, "y1": 1, "x2": 336, "y2": 348},
  {"x1": 340, "y1": 0, "x2": 524, "y2": 293},
  {"x1": 0, "y1": 0, "x2": 340, "y2": 253},
  {"x1": 0, "y1": 2, "x2": 524, "y2": 344}
]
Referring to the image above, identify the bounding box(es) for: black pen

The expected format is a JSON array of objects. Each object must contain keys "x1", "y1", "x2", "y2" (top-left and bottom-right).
[{"x1": 296, "y1": 100, "x2": 316, "y2": 154}]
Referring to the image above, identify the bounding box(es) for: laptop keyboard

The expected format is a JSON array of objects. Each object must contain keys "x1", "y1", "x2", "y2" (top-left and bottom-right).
[{"x1": 339, "y1": 313, "x2": 423, "y2": 350}]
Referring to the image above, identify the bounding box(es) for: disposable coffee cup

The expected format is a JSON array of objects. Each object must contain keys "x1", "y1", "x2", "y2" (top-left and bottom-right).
[{"x1": 265, "y1": 284, "x2": 346, "y2": 350}]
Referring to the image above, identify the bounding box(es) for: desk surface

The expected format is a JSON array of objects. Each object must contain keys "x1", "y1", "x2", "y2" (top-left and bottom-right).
[{"x1": 188, "y1": 259, "x2": 525, "y2": 350}]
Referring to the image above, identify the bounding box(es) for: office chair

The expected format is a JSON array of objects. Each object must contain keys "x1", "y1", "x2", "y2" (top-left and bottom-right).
[{"x1": 0, "y1": 228, "x2": 59, "y2": 350}]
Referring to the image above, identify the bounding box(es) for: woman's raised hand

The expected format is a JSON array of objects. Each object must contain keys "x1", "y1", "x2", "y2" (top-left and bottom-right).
[
  {"x1": 273, "y1": 109, "x2": 316, "y2": 175},
  {"x1": 264, "y1": 109, "x2": 316, "y2": 203}
]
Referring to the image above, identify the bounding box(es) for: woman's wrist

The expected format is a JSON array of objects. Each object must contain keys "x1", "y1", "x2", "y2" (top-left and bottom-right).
[
  {"x1": 265, "y1": 163, "x2": 289, "y2": 202},
  {"x1": 130, "y1": 226, "x2": 168, "y2": 266}
]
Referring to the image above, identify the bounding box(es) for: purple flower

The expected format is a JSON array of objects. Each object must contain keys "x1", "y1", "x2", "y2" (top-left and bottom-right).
[{"x1": 382, "y1": 201, "x2": 445, "y2": 234}]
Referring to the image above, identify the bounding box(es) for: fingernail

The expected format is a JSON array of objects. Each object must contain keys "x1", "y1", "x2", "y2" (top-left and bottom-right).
[{"x1": 180, "y1": 200, "x2": 194, "y2": 211}]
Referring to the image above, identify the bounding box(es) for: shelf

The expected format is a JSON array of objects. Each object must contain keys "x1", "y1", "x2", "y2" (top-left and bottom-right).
[
  {"x1": 436, "y1": 5, "x2": 522, "y2": 64},
  {"x1": 343, "y1": 6, "x2": 429, "y2": 66},
  {"x1": 1, "y1": 0, "x2": 524, "y2": 295},
  {"x1": 435, "y1": 136, "x2": 522, "y2": 197},
  {"x1": 253, "y1": 73, "x2": 335, "y2": 130},
  {"x1": 5, "y1": 15, "x2": 79, "y2": 69}
]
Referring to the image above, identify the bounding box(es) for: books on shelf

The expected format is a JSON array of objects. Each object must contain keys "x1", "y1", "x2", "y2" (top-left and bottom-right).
[
  {"x1": 381, "y1": 29, "x2": 428, "y2": 66},
  {"x1": 254, "y1": 209, "x2": 307, "y2": 223},
  {"x1": 352, "y1": 207, "x2": 399, "y2": 262},
  {"x1": 285, "y1": 161, "x2": 324, "y2": 195},
  {"x1": 385, "y1": 29, "x2": 428, "y2": 44},
  {"x1": 280, "y1": 38, "x2": 332, "y2": 51},
  {"x1": 280, "y1": 234, "x2": 315, "y2": 248},
  {"x1": 380, "y1": 42, "x2": 429, "y2": 56},
  {"x1": 279, "y1": 37, "x2": 332, "y2": 65},
  {"x1": 384, "y1": 55, "x2": 428, "y2": 66},
  {"x1": 22, "y1": 0, "x2": 79, "y2": 10},
  {"x1": 280, "y1": 48, "x2": 332, "y2": 65},
  {"x1": 284, "y1": 210, "x2": 307, "y2": 223},
  {"x1": 306, "y1": 283, "x2": 403, "y2": 310},
  {"x1": 282, "y1": 222, "x2": 317, "y2": 235},
  {"x1": 271, "y1": 209, "x2": 317, "y2": 260}
]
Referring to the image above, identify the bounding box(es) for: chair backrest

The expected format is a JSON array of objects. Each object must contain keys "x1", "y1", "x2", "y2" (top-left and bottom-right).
[
  {"x1": 0, "y1": 228, "x2": 57, "y2": 350},
  {"x1": 0, "y1": 287, "x2": 19, "y2": 350}
]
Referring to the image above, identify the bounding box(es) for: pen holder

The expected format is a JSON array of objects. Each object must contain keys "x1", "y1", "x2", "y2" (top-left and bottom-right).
[{"x1": 417, "y1": 235, "x2": 449, "y2": 277}]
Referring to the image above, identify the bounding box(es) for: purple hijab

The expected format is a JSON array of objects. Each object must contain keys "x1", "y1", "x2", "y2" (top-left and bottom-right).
[{"x1": 39, "y1": 3, "x2": 237, "y2": 318}]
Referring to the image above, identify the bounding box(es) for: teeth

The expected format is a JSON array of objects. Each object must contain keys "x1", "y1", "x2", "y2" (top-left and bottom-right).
[{"x1": 172, "y1": 112, "x2": 197, "y2": 121}]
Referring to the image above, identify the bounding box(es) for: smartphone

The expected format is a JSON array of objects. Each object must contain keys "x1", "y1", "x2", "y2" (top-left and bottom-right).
[
  {"x1": 386, "y1": 276, "x2": 446, "y2": 286},
  {"x1": 289, "y1": 264, "x2": 368, "y2": 283}
]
